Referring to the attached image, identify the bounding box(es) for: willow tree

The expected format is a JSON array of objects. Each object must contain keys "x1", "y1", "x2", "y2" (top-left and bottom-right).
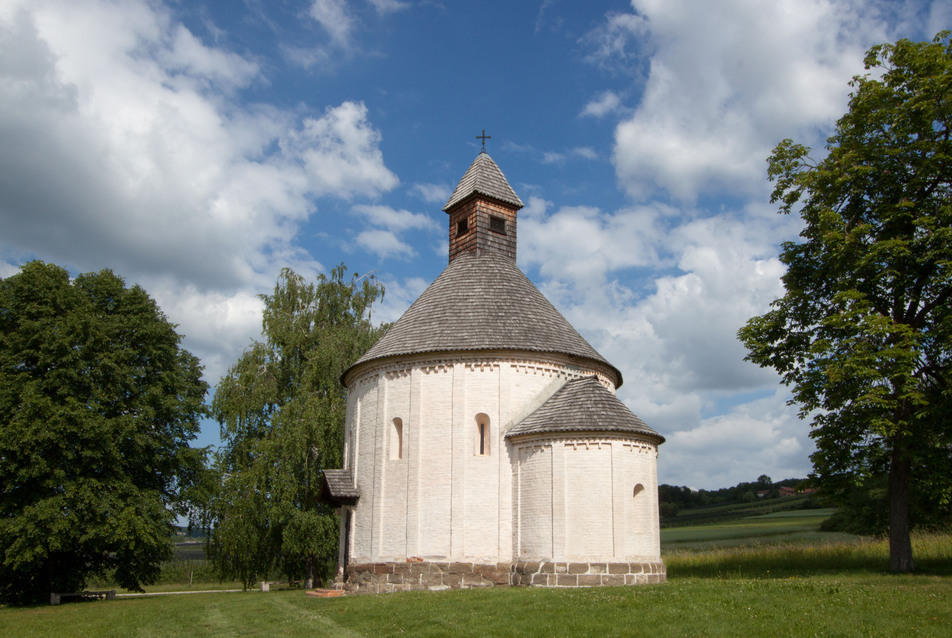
[
  {"x1": 211, "y1": 265, "x2": 386, "y2": 587},
  {"x1": 739, "y1": 34, "x2": 952, "y2": 573}
]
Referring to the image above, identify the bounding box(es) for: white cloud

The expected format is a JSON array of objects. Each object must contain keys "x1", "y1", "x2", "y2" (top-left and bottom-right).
[
  {"x1": 352, "y1": 204, "x2": 438, "y2": 232},
  {"x1": 572, "y1": 147, "x2": 598, "y2": 160},
  {"x1": 375, "y1": 275, "x2": 429, "y2": 324},
  {"x1": 410, "y1": 182, "x2": 451, "y2": 204},
  {"x1": 354, "y1": 228, "x2": 414, "y2": 259},
  {"x1": 604, "y1": 0, "x2": 891, "y2": 202},
  {"x1": 0, "y1": 0, "x2": 398, "y2": 383},
  {"x1": 283, "y1": 102, "x2": 399, "y2": 199},
  {"x1": 582, "y1": 10, "x2": 650, "y2": 75},
  {"x1": 146, "y1": 282, "x2": 265, "y2": 384},
  {"x1": 309, "y1": 0, "x2": 354, "y2": 46},
  {"x1": 280, "y1": 44, "x2": 332, "y2": 70},
  {"x1": 519, "y1": 196, "x2": 667, "y2": 290},
  {"x1": 541, "y1": 0, "x2": 929, "y2": 486},
  {"x1": 926, "y1": 3, "x2": 952, "y2": 37},
  {"x1": 540, "y1": 147, "x2": 600, "y2": 165},
  {"x1": 581, "y1": 91, "x2": 622, "y2": 118},
  {"x1": 350, "y1": 204, "x2": 439, "y2": 260},
  {"x1": 659, "y1": 391, "x2": 811, "y2": 488},
  {"x1": 367, "y1": 0, "x2": 410, "y2": 14},
  {"x1": 520, "y1": 190, "x2": 798, "y2": 482},
  {"x1": 0, "y1": 261, "x2": 21, "y2": 279},
  {"x1": 642, "y1": 215, "x2": 790, "y2": 393}
]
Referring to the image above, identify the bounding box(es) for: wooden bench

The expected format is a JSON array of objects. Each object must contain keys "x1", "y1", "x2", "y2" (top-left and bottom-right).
[
  {"x1": 50, "y1": 590, "x2": 116, "y2": 605},
  {"x1": 259, "y1": 580, "x2": 302, "y2": 591}
]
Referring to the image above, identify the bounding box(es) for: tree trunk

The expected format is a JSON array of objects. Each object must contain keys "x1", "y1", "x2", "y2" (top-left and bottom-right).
[{"x1": 888, "y1": 435, "x2": 914, "y2": 573}]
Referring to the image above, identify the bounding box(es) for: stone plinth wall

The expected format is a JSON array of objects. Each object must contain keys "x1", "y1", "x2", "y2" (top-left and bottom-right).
[
  {"x1": 510, "y1": 560, "x2": 666, "y2": 587},
  {"x1": 345, "y1": 560, "x2": 665, "y2": 594},
  {"x1": 346, "y1": 561, "x2": 510, "y2": 594}
]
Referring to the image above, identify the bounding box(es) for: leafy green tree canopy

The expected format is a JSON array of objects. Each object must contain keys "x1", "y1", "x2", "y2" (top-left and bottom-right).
[
  {"x1": 0, "y1": 261, "x2": 208, "y2": 603},
  {"x1": 211, "y1": 265, "x2": 386, "y2": 588},
  {"x1": 739, "y1": 33, "x2": 952, "y2": 573}
]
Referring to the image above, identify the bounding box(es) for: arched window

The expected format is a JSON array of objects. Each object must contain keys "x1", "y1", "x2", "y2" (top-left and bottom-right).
[
  {"x1": 475, "y1": 413, "x2": 490, "y2": 456},
  {"x1": 633, "y1": 483, "x2": 645, "y2": 533},
  {"x1": 391, "y1": 418, "x2": 403, "y2": 460}
]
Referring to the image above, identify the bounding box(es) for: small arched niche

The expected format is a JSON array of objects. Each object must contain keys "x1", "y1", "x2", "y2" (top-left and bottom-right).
[
  {"x1": 391, "y1": 417, "x2": 403, "y2": 460},
  {"x1": 475, "y1": 413, "x2": 490, "y2": 456},
  {"x1": 632, "y1": 483, "x2": 646, "y2": 534}
]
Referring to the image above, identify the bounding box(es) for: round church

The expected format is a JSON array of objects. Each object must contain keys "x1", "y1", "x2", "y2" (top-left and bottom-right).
[{"x1": 321, "y1": 151, "x2": 665, "y2": 592}]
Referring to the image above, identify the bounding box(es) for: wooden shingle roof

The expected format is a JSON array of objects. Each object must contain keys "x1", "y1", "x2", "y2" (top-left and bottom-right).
[
  {"x1": 345, "y1": 250, "x2": 621, "y2": 385},
  {"x1": 506, "y1": 376, "x2": 663, "y2": 442},
  {"x1": 319, "y1": 469, "x2": 359, "y2": 506},
  {"x1": 443, "y1": 151, "x2": 524, "y2": 212}
]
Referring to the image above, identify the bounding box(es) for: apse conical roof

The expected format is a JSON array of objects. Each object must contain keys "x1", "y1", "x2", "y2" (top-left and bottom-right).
[
  {"x1": 345, "y1": 250, "x2": 621, "y2": 385},
  {"x1": 506, "y1": 376, "x2": 662, "y2": 442}
]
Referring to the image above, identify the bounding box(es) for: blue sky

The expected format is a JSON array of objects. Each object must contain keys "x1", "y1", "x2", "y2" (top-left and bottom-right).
[{"x1": 1, "y1": 0, "x2": 948, "y2": 488}]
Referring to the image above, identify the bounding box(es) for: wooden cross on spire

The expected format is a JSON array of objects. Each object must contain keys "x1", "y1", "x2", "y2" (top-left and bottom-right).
[{"x1": 476, "y1": 129, "x2": 491, "y2": 151}]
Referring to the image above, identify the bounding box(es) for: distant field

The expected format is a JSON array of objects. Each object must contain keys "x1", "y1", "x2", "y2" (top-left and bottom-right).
[
  {"x1": 661, "y1": 493, "x2": 818, "y2": 527},
  {"x1": 661, "y1": 507, "x2": 847, "y2": 550}
]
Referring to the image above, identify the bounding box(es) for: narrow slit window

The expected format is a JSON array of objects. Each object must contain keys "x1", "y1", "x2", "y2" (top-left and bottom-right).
[
  {"x1": 391, "y1": 418, "x2": 403, "y2": 460},
  {"x1": 489, "y1": 215, "x2": 506, "y2": 235},
  {"x1": 633, "y1": 484, "x2": 645, "y2": 533},
  {"x1": 475, "y1": 413, "x2": 490, "y2": 456},
  {"x1": 457, "y1": 218, "x2": 469, "y2": 236}
]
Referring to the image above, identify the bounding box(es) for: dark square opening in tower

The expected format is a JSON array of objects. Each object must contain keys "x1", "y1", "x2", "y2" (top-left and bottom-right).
[{"x1": 489, "y1": 215, "x2": 506, "y2": 235}]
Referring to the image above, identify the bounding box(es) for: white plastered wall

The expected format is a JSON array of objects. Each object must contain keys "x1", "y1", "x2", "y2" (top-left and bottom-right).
[
  {"x1": 343, "y1": 353, "x2": 607, "y2": 564},
  {"x1": 512, "y1": 435, "x2": 661, "y2": 563}
]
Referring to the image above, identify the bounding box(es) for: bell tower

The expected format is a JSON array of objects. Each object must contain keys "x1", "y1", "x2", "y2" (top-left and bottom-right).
[{"x1": 442, "y1": 150, "x2": 524, "y2": 263}]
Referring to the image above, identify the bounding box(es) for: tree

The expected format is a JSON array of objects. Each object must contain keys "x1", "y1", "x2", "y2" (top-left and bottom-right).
[
  {"x1": 0, "y1": 261, "x2": 208, "y2": 603},
  {"x1": 739, "y1": 33, "x2": 952, "y2": 573},
  {"x1": 210, "y1": 265, "x2": 386, "y2": 588}
]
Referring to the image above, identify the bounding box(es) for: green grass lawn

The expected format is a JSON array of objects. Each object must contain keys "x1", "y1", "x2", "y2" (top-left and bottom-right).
[
  {"x1": 3, "y1": 509, "x2": 950, "y2": 637},
  {"x1": 2, "y1": 570, "x2": 950, "y2": 637}
]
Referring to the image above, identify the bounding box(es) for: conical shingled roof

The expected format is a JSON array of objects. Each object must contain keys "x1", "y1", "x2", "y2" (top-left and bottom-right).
[
  {"x1": 345, "y1": 250, "x2": 621, "y2": 384},
  {"x1": 506, "y1": 376, "x2": 663, "y2": 442},
  {"x1": 443, "y1": 151, "x2": 524, "y2": 211}
]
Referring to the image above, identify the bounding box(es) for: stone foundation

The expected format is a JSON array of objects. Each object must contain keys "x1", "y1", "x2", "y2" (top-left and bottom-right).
[
  {"x1": 510, "y1": 560, "x2": 666, "y2": 587},
  {"x1": 345, "y1": 561, "x2": 511, "y2": 594},
  {"x1": 344, "y1": 560, "x2": 665, "y2": 594}
]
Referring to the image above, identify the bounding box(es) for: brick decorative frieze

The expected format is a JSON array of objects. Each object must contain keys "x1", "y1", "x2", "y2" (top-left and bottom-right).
[
  {"x1": 517, "y1": 443, "x2": 552, "y2": 462},
  {"x1": 623, "y1": 441, "x2": 660, "y2": 457},
  {"x1": 354, "y1": 373, "x2": 379, "y2": 389},
  {"x1": 512, "y1": 433, "x2": 660, "y2": 452},
  {"x1": 344, "y1": 560, "x2": 665, "y2": 593},
  {"x1": 464, "y1": 361, "x2": 500, "y2": 372},
  {"x1": 509, "y1": 361, "x2": 616, "y2": 390},
  {"x1": 421, "y1": 362, "x2": 452, "y2": 375},
  {"x1": 349, "y1": 353, "x2": 614, "y2": 389}
]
